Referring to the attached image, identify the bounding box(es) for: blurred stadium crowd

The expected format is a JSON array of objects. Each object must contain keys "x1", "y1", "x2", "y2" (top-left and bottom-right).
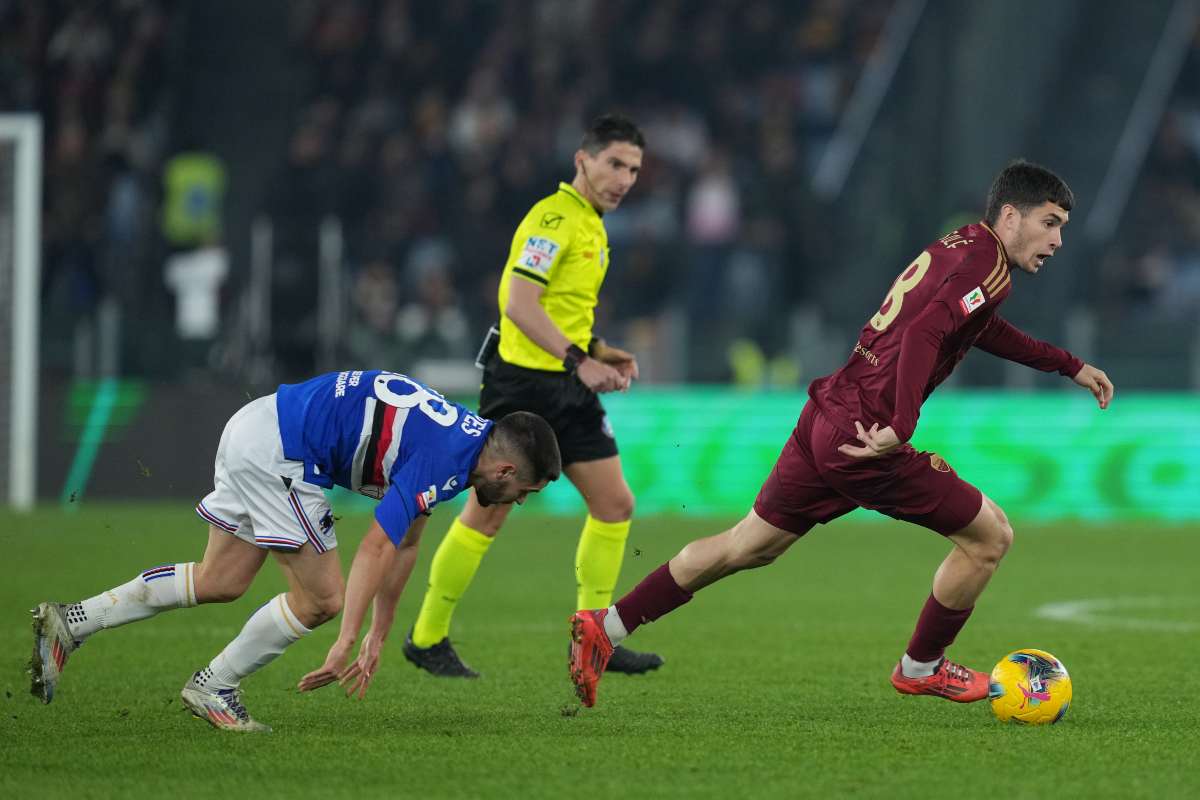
[
  {"x1": 3, "y1": 1, "x2": 1199, "y2": 383},
  {"x1": 1108, "y1": 37, "x2": 1200, "y2": 321},
  {"x1": 2, "y1": 0, "x2": 173, "y2": 372},
  {"x1": 272, "y1": 0, "x2": 894, "y2": 382}
]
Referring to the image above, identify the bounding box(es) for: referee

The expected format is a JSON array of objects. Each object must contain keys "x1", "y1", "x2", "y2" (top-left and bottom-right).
[{"x1": 403, "y1": 114, "x2": 663, "y2": 677}]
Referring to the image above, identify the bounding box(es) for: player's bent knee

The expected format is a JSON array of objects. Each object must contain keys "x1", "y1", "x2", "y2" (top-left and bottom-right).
[
  {"x1": 975, "y1": 515, "x2": 1013, "y2": 570},
  {"x1": 987, "y1": 501, "x2": 1015, "y2": 559},
  {"x1": 615, "y1": 490, "x2": 635, "y2": 521},
  {"x1": 201, "y1": 585, "x2": 245, "y2": 604},
  {"x1": 994, "y1": 519, "x2": 1014, "y2": 563},
  {"x1": 735, "y1": 549, "x2": 780, "y2": 570},
  {"x1": 308, "y1": 592, "x2": 343, "y2": 625},
  {"x1": 590, "y1": 490, "x2": 634, "y2": 522},
  {"x1": 462, "y1": 502, "x2": 511, "y2": 537},
  {"x1": 676, "y1": 534, "x2": 736, "y2": 581},
  {"x1": 724, "y1": 525, "x2": 784, "y2": 573},
  {"x1": 194, "y1": 567, "x2": 251, "y2": 604}
]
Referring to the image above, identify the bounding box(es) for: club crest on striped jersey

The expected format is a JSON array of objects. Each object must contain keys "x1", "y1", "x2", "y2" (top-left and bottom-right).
[
  {"x1": 416, "y1": 484, "x2": 438, "y2": 512},
  {"x1": 959, "y1": 286, "x2": 986, "y2": 315}
]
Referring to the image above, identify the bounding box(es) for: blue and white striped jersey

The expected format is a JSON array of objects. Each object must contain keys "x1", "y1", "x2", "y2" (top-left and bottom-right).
[{"x1": 275, "y1": 370, "x2": 492, "y2": 544}]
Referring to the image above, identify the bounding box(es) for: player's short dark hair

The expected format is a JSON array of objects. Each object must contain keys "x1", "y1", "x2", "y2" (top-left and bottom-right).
[
  {"x1": 985, "y1": 159, "x2": 1074, "y2": 225},
  {"x1": 489, "y1": 411, "x2": 561, "y2": 483},
  {"x1": 580, "y1": 113, "x2": 645, "y2": 155}
]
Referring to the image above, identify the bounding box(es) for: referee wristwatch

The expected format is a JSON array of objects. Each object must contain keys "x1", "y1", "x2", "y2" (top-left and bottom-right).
[{"x1": 563, "y1": 344, "x2": 587, "y2": 373}]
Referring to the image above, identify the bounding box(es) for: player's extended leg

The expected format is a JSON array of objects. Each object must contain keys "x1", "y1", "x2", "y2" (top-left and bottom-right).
[
  {"x1": 182, "y1": 543, "x2": 343, "y2": 732},
  {"x1": 570, "y1": 509, "x2": 801, "y2": 706},
  {"x1": 891, "y1": 494, "x2": 1013, "y2": 702},
  {"x1": 405, "y1": 491, "x2": 513, "y2": 677},
  {"x1": 30, "y1": 525, "x2": 266, "y2": 705},
  {"x1": 564, "y1": 455, "x2": 662, "y2": 675}
]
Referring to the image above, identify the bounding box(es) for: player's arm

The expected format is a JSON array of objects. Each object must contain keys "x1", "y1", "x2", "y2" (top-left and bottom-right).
[
  {"x1": 840, "y1": 304, "x2": 951, "y2": 458},
  {"x1": 328, "y1": 516, "x2": 426, "y2": 699},
  {"x1": 889, "y1": 249, "x2": 1026, "y2": 442},
  {"x1": 363, "y1": 517, "x2": 424, "y2": 648},
  {"x1": 844, "y1": 252, "x2": 996, "y2": 457},
  {"x1": 507, "y1": 276, "x2": 626, "y2": 392},
  {"x1": 974, "y1": 315, "x2": 1083, "y2": 375},
  {"x1": 975, "y1": 316, "x2": 1113, "y2": 408},
  {"x1": 506, "y1": 276, "x2": 577, "y2": 363},
  {"x1": 890, "y1": 302, "x2": 955, "y2": 443},
  {"x1": 338, "y1": 519, "x2": 395, "y2": 647},
  {"x1": 296, "y1": 519, "x2": 395, "y2": 694},
  {"x1": 298, "y1": 486, "x2": 417, "y2": 695}
]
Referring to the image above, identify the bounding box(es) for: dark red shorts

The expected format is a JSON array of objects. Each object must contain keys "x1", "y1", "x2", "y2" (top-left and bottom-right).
[{"x1": 753, "y1": 403, "x2": 983, "y2": 537}]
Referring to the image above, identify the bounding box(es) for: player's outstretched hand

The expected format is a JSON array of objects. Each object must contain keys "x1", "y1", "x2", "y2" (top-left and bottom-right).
[
  {"x1": 1072, "y1": 363, "x2": 1113, "y2": 409},
  {"x1": 337, "y1": 633, "x2": 383, "y2": 700},
  {"x1": 838, "y1": 421, "x2": 901, "y2": 459},
  {"x1": 297, "y1": 637, "x2": 353, "y2": 692}
]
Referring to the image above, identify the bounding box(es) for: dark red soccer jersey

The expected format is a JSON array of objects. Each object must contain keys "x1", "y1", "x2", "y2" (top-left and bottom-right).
[{"x1": 809, "y1": 222, "x2": 1082, "y2": 442}]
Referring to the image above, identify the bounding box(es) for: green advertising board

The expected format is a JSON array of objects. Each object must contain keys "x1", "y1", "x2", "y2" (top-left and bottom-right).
[{"x1": 386, "y1": 389, "x2": 1190, "y2": 521}]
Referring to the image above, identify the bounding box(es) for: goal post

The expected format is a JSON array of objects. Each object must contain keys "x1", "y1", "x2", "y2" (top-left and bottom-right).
[{"x1": 0, "y1": 114, "x2": 42, "y2": 511}]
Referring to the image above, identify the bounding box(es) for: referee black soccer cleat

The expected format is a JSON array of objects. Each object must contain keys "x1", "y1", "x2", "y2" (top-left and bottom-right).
[
  {"x1": 605, "y1": 644, "x2": 664, "y2": 675},
  {"x1": 402, "y1": 630, "x2": 480, "y2": 678}
]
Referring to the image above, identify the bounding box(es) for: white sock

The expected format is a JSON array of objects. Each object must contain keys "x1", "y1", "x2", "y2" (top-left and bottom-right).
[
  {"x1": 603, "y1": 605, "x2": 629, "y2": 646},
  {"x1": 67, "y1": 562, "x2": 197, "y2": 641},
  {"x1": 202, "y1": 594, "x2": 311, "y2": 690},
  {"x1": 901, "y1": 653, "x2": 941, "y2": 678}
]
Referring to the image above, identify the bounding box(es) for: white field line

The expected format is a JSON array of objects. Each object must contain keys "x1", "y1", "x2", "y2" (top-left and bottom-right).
[{"x1": 1034, "y1": 597, "x2": 1200, "y2": 633}]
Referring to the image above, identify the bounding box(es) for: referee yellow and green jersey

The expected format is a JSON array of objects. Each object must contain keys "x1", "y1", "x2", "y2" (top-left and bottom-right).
[{"x1": 497, "y1": 182, "x2": 609, "y2": 371}]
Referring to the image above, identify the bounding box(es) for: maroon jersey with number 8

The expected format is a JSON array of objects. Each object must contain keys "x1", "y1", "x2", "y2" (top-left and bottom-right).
[{"x1": 808, "y1": 222, "x2": 1082, "y2": 443}]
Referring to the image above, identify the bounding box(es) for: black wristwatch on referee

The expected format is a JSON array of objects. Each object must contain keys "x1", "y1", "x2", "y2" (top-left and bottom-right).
[{"x1": 562, "y1": 344, "x2": 587, "y2": 373}]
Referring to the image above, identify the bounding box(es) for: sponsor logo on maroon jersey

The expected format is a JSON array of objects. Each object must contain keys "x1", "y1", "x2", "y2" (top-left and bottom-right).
[
  {"x1": 854, "y1": 341, "x2": 880, "y2": 366},
  {"x1": 930, "y1": 454, "x2": 951, "y2": 473}
]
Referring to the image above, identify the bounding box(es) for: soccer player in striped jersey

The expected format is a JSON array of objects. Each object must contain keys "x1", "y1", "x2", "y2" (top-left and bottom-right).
[
  {"x1": 569, "y1": 160, "x2": 1115, "y2": 708},
  {"x1": 31, "y1": 370, "x2": 560, "y2": 731}
]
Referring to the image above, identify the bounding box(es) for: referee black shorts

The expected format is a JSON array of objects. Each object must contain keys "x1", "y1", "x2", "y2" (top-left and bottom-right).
[{"x1": 479, "y1": 356, "x2": 617, "y2": 467}]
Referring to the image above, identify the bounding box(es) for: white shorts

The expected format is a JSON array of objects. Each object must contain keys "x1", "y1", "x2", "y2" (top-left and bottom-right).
[{"x1": 195, "y1": 395, "x2": 337, "y2": 553}]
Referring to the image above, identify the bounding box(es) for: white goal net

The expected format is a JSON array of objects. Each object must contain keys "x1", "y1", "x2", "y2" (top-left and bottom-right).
[{"x1": 0, "y1": 115, "x2": 42, "y2": 510}]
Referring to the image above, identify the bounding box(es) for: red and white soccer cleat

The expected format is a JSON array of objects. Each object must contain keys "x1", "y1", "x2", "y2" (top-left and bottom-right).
[
  {"x1": 181, "y1": 674, "x2": 272, "y2": 733},
  {"x1": 890, "y1": 657, "x2": 990, "y2": 703},
  {"x1": 30, "y1": 602, "x2": 78, "y2": 704},
  {"x1": 569, "y1": 609, "x2": 615, "y2": 707}
]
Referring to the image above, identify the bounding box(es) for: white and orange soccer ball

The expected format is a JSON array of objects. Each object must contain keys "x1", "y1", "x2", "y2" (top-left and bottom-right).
[{"x1": 988, "y1": 649, "x2": 1072, "y2": 725}]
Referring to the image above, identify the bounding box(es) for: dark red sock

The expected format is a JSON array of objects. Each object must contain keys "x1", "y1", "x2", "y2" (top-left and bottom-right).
[
  {"x1": 614, "y1": 563, "x2": 693, "y2": 636},
  {"x1": 905, "y1": 593, "x2": 973, "y2": 663}
]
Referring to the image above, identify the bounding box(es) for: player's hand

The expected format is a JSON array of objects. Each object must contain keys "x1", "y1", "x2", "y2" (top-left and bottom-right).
[
  {"x1": 338, "y1": 633, "x2": 383, "y2": 700},
  {"x1": 1072, "y1": 363, "x2": 1113, "y2": 409},
  {"x1": 593, "y1": 342, "x2": 640, "y2": 383},
  {"x1": 297, "y1": 637, "x2": 354, "y2": 692},
  {"x1": 576, "y1": 357, "x2": 626, "y2": 393},
  {"x1": 838, "y1": 421, "x2": 902, "y2": 459}
]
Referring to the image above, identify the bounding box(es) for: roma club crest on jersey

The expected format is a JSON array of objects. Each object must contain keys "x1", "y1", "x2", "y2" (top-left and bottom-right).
[{"x1": 960, "y1": 286, "x2": 986, "y2": 315}]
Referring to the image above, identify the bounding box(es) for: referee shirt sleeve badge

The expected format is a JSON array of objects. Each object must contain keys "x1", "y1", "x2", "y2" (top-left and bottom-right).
[{"x1": 515, "y1": 236, "x2": 561, "y2": 280}]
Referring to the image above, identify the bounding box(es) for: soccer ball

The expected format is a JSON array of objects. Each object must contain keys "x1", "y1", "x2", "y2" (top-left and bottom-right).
[{"x1": 988, "y1": 649, "x2": 1072, "y2": 725}]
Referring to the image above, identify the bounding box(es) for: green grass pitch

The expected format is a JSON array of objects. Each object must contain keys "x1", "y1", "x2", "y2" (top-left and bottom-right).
[{"x1": 2, "y1": 506, "x2": 1197, "y2": 799}]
